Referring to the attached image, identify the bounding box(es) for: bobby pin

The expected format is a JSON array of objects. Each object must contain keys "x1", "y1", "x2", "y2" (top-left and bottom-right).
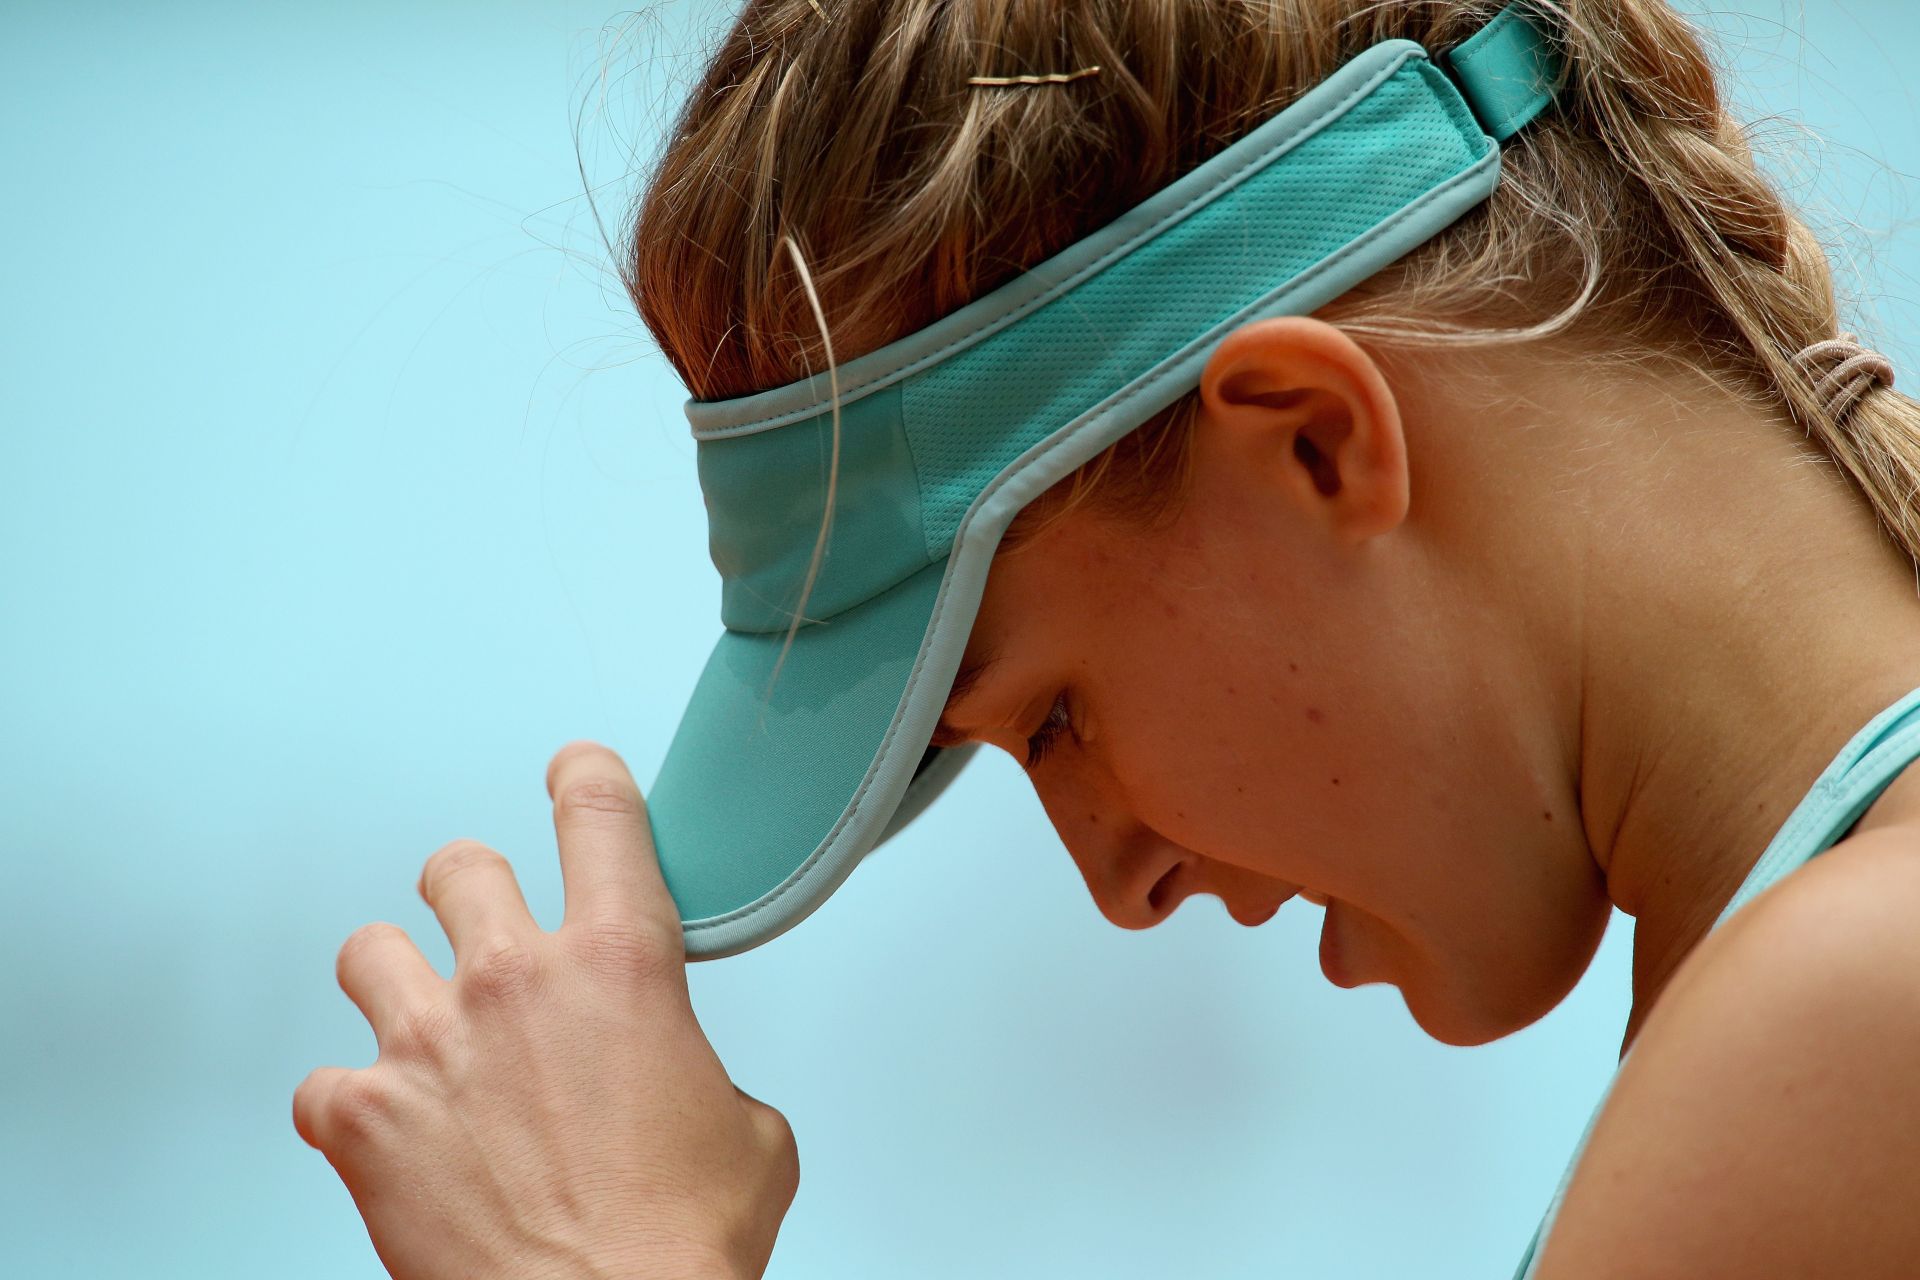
[{"x1": 966, "y1": 65, "x2": 1103, "y2": 86}]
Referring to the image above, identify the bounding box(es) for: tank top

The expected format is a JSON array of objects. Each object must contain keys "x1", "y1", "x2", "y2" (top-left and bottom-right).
[{"x1": 1510, "y1": 683, "x2": 1920, "y2": 1280}]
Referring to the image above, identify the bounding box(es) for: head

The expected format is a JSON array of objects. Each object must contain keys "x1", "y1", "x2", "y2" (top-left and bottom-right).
[{"x1": 621, "y1": 0, "x2": 1920, "y2": 1045}]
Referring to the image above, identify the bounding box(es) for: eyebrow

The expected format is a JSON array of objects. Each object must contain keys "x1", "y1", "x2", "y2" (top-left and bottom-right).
[{"x1": 928, "y1": 646, "x2": 1002, "y2": 748}]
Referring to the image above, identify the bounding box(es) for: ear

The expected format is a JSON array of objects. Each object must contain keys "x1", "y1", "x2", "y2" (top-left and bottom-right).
[{"x1": 1196, "y1": 316, "x2": 1410, "y2": 543}]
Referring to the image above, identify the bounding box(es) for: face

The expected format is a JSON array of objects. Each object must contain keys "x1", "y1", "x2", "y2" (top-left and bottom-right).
[{"x1": 931, "y1": 318, "x2": 1612, "y2": 1047}]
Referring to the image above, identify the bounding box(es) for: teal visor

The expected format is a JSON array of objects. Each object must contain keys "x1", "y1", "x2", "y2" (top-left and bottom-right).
[{"x1": 647, "y1": 3, "x2": 1563, "y2": 958}]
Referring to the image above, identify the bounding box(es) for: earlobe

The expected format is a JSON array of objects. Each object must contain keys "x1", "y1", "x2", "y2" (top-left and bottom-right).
[{"x1": 1197, "y1": 316, "x2": 1411, "y2": 542}]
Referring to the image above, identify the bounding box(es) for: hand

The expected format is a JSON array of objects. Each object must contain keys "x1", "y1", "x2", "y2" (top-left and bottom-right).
[{"x1": 293, "y1": 741, "x2": 799, "y2": 1280}]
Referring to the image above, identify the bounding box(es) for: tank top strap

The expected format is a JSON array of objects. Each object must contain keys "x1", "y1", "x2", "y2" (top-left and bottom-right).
[{"x1": 1509, "y1": 684, "x2": 1920, "y2": 1280}]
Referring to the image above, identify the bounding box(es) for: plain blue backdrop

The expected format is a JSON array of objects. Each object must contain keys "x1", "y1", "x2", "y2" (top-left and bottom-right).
[{"x1": 5, "y1": 2, "x2": 1918, "y2": 1276}]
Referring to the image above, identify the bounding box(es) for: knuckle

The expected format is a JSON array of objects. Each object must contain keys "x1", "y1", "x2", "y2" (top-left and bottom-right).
[
  {"x1": 291, "y1": 1070, "x2": 333, "y2": 1147},
  {"x1": 337, "y1": 921, "x2": 404, "y2": 974},
  {"x1": 569, "y1": 919, "x2": 681, "y2": 986},
  {"x1": 553, "y1": 776, "x2": 641, "y2": 824},
  {"x1": 330, "y1": 1072, "x2": 396, "y2": 1140},
  {"x1": 422, "y1": 839, "x2": 506, "y2": 893},
  {"x1": 758, "y1": 1106, "x2": 800, "y2": 1198},
  {"x1": 758, "y1": 1101, "x2": 797, "y2": 1152},
  {"x1": 387, "y1": 1000, "x2": 460, "y2": 1062},
  {"x1": 462, "y1": 938, "x2": 543, "y2": 1003}
]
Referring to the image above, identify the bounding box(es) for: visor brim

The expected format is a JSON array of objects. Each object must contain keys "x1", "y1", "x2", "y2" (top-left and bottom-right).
[{"x1": 645, "y1": 556, "x2": 982, "y2": 959}]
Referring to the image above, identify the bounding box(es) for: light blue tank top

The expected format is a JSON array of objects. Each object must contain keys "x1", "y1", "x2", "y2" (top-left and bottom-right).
[{"x1": 1511, "y1": 683, "x2": 1920, "y2": 1279}]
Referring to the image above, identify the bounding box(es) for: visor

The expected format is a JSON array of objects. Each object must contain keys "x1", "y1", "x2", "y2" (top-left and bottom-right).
[{"x1": 647, "y1": 2, "x2": 1563, "y2": 959}]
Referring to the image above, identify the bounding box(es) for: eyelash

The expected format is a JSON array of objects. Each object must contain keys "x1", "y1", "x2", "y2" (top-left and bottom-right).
[{"x1": 1023, "y1": 692, "x2": 1075, "y2": 770}]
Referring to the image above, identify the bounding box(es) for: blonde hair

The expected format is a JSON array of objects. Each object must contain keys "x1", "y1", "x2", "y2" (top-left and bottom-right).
[{"x1": 620, "y1": 0, "x2": 1920, "y2": 664}]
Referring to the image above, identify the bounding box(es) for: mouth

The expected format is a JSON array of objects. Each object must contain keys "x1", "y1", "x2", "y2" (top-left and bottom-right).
[
  {"x1": 1318, "y1": 898, "x2": 1358, "y2": 987},
  {"x1": 1151, "y1": 864, "x2": 1307, "y2": 928},
  {"x1": 1224, "y1": 887, "x2": 1295, "y2": 928}
]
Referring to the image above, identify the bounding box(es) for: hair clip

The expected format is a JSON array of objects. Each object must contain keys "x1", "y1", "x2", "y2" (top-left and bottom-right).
[{"x1": 966, "y1": 65, "x2": 1102, "y2": 87}]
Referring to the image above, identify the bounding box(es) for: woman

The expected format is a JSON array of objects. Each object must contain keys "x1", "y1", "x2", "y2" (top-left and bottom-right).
[{"x1": 293, "y1": 1, "x2": 1920, "y2": 1275}]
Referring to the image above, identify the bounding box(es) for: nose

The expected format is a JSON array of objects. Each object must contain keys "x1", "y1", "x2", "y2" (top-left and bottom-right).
[
  {"x1": 1027, "y1": 755, "x2": 1174, "y2": 928},
  {"x1": 1031, "y1": 759, "x2": 1294, "y2": 930},
  {"x1": 1040, "y1": 798, "x2": 1190, "y2": 929},
  {"x1": 1084, "y1": 848, "x2": 1300, "y2": 930},
  {"x1": 1103, "y1": 849, "x2": 1194, "y2": 931},
  {"x1": 1062, "y1": 820, "x2": 1291, "y2": 931}
]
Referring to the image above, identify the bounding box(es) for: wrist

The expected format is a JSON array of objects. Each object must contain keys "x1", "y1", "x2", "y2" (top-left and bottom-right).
[
  {"x1": 512, "y1": 1231, "x2": 747, "y2": 1280},
  {"x1": 579, "y1": 1240, "x2": 751, "y2": 1280}
]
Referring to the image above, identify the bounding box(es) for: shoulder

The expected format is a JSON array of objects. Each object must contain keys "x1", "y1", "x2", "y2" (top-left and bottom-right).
[{"x1": 1535, "y1": 825, "x2": 1920, "y2": 1280}]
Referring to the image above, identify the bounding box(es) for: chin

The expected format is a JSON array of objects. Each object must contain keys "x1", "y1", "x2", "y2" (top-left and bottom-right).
[
  {"x1": 1404, "y1": 998, "x2": 1514, "y2": 1047},
  {"x1": 1393, "y1": 971, "x2": 1548, "y2": 1047}
]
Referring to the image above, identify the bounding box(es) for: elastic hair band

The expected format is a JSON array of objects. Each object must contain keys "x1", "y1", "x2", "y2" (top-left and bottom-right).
[{"x1": 1792, "y1": 332, "x2": 1896, "y2": 424}]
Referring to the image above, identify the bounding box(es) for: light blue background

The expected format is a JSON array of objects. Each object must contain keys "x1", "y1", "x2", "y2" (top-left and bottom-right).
[{"x1": 4, "y1": 2, "x2": 1915, "y2": 1276}]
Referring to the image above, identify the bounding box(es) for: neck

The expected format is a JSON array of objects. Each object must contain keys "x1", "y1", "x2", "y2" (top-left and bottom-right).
[{"x1": 1562, "y1": 385, "x2": 1920, "y2": 1057}]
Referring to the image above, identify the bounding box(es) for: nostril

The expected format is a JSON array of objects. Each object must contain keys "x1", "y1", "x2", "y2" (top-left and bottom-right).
[{"x1": 1146, "y1": 862, "x2": 1184, "y2": 914}]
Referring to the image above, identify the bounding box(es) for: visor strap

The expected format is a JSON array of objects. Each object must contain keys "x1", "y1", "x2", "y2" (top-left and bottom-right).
[{"x1": 1441, "y1": 2, "x2": 1564, "y2": 141}]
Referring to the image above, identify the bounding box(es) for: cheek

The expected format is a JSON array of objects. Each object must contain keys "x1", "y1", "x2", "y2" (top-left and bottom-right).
[
  {"x1": 1086, "y1": 612, "x2": 1480, "y2": 906},
  {"x1": 1070, "y1": 526, "x2": 1552, "y2": 906},
  {"x1": 1085, "y1": 634, "x2": 1372, "y2": 879}
]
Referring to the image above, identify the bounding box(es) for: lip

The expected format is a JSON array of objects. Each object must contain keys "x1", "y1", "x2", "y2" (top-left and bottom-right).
[
  {"x1": 1318, "y1": 898, "x2": 1359, "y2": 988},
  {"x1": 1234, "y1": 894, "x2": 1287, "y2": 927}
]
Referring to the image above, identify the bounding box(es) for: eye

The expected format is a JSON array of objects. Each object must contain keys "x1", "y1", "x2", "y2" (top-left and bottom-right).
[{"x1": 1023, "y1": 691, "x2": 1076, "y2": 770}]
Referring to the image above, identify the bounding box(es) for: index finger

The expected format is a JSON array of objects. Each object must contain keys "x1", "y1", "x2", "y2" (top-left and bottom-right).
[{"x1": 545, "y1": 739, "x2": 682, "y2": 941}]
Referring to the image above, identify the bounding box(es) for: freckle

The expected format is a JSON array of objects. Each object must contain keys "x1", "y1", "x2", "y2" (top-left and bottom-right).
[
  {"x1": 1226, "y1": 686, "x2": 1236, "y2": 695},
  {"x1": 1331, "y1": 777, "x2": 1340, "y2": 786},
  {"x1": 1088, "y1": 812, "x2": 1099, "y2": 824},
  {"x1": 1288, "y1": 662, "x2": 1299, "y2": 673},
  {"x1": 1163, "y1": 602, "x2": 1178, "y2": 620},
  {"x1": 1542, "y1": 810, "x2": 1553, "y2": 821},
  {"x1": 1306, "y1": 706, "x2": 1325, "y2": 724},
  {"x1": 1176, "y1": 810, "x2": 1186, "y2": 819},
  {"x1": 1235, "y1": 784, "x2": 1245, "y2": 794}
]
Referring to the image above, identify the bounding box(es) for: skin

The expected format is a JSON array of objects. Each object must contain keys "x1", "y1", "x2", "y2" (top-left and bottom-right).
[
  {"x1": 296, "y1": 316, "x2": 1920, "y2": 1277},
  {"x1": 943, "y1": 317, "x2": 1920, "y2": 1051},
  {"x1": 293, "y1": 745, "x2": 798, "y2": 1280}
]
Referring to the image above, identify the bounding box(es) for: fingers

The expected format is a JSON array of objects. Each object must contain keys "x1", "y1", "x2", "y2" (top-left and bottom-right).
[
  {"x1": 291, "y1": 1064, "x2": 354, "y2": 1151},
  {"x1": 545, "y1": 739, "x2": 682, "y2": 941},
  {"x1": 336, "y1": 920, "x2": 443, "y2": 1047},
  {"x1": 417, "y1": 839, "x2": 538, "y2": 966}
]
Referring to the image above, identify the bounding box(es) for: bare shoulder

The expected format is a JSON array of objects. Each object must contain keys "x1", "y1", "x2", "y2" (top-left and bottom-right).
[{"x1": 1535, "y1": 824, "x2": 1920, "y2": 1280}]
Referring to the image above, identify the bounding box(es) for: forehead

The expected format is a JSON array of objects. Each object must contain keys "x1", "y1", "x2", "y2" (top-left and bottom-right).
[
  {"x1": 929, "y1": 646, "x2": 1003, "y2": 747},
  {"x1": 926, "y1": 503, "x2": 1135, "y2": 744},
  {"x1": 945, "y1": 646, "x2": 1000, "y2": 706}
]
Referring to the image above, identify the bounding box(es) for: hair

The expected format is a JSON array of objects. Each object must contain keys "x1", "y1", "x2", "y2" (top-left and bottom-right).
[{"x1": 618, "y1": 0, "x2": 1920, "y2": 678}]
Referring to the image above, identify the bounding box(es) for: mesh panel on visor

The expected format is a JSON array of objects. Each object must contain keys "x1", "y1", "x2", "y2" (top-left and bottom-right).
[{"x1": 903, "y1": 65, "x2": 1477, "y2": 551}]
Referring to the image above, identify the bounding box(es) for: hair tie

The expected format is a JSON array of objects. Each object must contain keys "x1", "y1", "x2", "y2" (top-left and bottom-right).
[{"x1": 1791, "y1": 332, "x2": 1896, "y2": 424}]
